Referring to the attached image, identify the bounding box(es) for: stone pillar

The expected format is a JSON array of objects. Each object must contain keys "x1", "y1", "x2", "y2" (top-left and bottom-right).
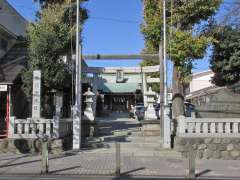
[
  {"x1": 32, "y1": 70, "x2": 41, "y2": 118},
  {"x1": 83, "y1": 88, "x2": 95, "y2": 121},
  {"x1": 8, "y1": 85, "x2": 12, "y2": 116},
  {"x1": 8, "y1": 116, "x2": 15, "y2": 138},
  {"x1": 53, "y1": 105, "x2": 61, "y2": 138},
  {"x1": 163, "y1": 105, "x2": 171, "y2": 148},
  {"x1": 92, "y1": 73, "x2": 98, "y2": 116},
  {"x1": 142, "y1": 72, "x2": 148, "y2": 107},
  {"x1": 145, "y1": 87, "x2": 157, "y2": 120},
  {"x1": 52, "y1": 91, "x2": 62, "y2": 138}
]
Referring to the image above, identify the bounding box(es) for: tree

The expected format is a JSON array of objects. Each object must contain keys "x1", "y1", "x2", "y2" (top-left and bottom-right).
[
  {"x1": 141, "y1": 0, "x2": 222, "y2": 118},
  {"x1": 210, "y1": 26, "x2": 240, "y2": 86},
  {"x1": 22, "y1": 2, "x2": 87, "y2": 98},
  {"x1": 34, "y1": 0, "x2": 87, "y2": 8}
]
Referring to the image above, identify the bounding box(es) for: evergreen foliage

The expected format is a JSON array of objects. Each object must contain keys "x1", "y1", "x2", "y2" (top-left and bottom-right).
[
  {"x1": 22, "y1": 2, "x2": 87, "y2": 97},
  {"x1": 211, "y1": 26, "x2": 240, "y2": 86},
  {"x1": 141, "y1": 0, "x2": 221, "y2": 81},
  {"x1": 141, "y1": 0, "x2": 222, "y2": 117}
]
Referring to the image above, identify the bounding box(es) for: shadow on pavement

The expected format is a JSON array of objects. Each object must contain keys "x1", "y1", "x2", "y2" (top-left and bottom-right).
[
  {"x1": 49, "y1": 166, "x2": 82, "y2": 174},
  {"x1": 121, "y1": 167, "x2": 146, "y2": 176},
  {"x1": 0, "y1": 153, "x2": 76, "y2": 170},
  {"x1": 196, "y1": 169, "x2": 211, "y2": 177}
]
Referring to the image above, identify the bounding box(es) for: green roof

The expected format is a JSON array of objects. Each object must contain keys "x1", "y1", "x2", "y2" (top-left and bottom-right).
[{"x1": 98, "y1": 83, "x2": 141, "y2": 93}]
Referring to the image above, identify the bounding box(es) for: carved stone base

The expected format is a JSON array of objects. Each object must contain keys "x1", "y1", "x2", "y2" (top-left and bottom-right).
[
  {"x1": 141, "y1": 120, "x2": 161, "y2": 136},
  {"x1": 82, "y1": 120, "x2": 96, "y2": 138}
]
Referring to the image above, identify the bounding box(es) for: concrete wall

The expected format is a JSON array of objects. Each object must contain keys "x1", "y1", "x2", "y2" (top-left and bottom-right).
[{"x1": 0, "y1": 138, "x2": 66, "y2": 154}]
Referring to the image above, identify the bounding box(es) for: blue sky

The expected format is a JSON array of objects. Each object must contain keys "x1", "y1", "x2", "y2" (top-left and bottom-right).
[
  {"x1": 6, "y1": 0, "x2": 233, "y2": 72},
  {"x1": 81, "y1": 0, "x2": 144, "y2": 67}
]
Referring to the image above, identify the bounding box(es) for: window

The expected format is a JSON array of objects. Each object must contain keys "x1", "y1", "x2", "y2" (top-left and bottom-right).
[{"x1": 1, "y1": 39, "x2": 8, "y2": 51}]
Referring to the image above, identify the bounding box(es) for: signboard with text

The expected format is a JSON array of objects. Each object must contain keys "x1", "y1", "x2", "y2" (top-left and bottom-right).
[{"x1": 0, "y1": 85, "x2": 7, "y2": 92}]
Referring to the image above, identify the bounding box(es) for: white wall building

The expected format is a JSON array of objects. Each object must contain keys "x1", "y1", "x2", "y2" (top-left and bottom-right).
[{"x1": 189, "y1": 70, "x2": 214, "y2": 93}]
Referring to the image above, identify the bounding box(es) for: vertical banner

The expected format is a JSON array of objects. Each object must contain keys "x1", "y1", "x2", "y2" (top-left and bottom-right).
[{"x1": 32, "y1": 70, "x2": 41, "y2": 118}]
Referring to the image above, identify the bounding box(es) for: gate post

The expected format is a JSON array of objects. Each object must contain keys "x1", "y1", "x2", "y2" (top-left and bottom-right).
[
  {"x1": 188, "y1": 148, "x2": 196, "y2": 179},
  {"x1": 115, "y1": 142, "x2": 121, "y2": 176},
  {"x1": 41, "y1": 136, "x2": 49, "y2": 174},
  {"x1": 8, "y1": 116, "x2": 15, "y2": 138}
]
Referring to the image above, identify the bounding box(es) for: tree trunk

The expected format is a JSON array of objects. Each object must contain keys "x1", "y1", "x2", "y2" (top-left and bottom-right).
[{"x1": 172, "y1": 65, "x2": 185, "y2": 119}]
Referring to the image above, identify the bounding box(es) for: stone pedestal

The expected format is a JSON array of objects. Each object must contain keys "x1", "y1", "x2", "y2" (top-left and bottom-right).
[
  {"x1": 144, "y1": 87, "x2": 157, "y2": 120},
  {"x1": 141, "y1": 88, "x2": 160, "y2": 136},
  {"x1": 141, "y1": 120, "x2": 160, "y2": 136},
  {"x1": 82, "y1": 120, "x2": 96, "y2": 138}
]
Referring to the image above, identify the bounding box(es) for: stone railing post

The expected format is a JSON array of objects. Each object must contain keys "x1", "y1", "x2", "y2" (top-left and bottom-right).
[{"x1": 8, "y1": 116, "x2": 15, "y2": 138}]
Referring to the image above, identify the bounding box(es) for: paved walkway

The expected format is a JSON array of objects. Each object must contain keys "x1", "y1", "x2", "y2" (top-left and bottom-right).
[{"x1": 0, "y1": 152, "x2": 240, "y2": 178}]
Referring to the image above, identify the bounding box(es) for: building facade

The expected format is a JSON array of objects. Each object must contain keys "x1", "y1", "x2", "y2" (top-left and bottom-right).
[
  {"x1": 82, "y1": 66, "x2": 160, "y2": 115},
  {"x1": 0, "y1": 0, "x2": 28, "y2": 137},
  {"x1": 0, "y1": 0, "x2": 27, "y2": 58},
  {"x1": 98, "y1": 69, "x2": 143, "y2": 112}
]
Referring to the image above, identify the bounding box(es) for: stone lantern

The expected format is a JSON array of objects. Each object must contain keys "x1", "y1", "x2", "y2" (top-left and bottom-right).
[
  {"x1": 83, "y1": 87, "x2": 95, "y2": 121},
  {"x1": 145, "y1": 87, "x2": 157, "y2": 120}
]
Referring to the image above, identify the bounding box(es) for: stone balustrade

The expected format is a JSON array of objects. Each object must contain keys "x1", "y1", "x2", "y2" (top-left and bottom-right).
[
  {"x1": 178, "y1": 116, "x2": 240, "y2": 138},
  {"x1": 176, "y1": 116, "x2": 240, "y2": 159},
  {"x1": 8, "y1": 117, "x2": 72, "y2": 139}
]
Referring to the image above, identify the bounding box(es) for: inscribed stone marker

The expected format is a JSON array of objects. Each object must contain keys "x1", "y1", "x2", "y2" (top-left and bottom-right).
[{"x1": 32, "y1": 70, "x2": 41, "y2": 118}]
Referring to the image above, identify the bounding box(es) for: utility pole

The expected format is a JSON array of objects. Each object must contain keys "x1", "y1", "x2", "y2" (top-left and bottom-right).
[
  {"x1": 73, "y1": 0, "x2": 81, "y2": 150},
  {"x1": 161, "y1": 0, "x2": 171, "y2": 149},
  {"x1": 163, "y1": 0, "x2": 167, "y2": 107}
]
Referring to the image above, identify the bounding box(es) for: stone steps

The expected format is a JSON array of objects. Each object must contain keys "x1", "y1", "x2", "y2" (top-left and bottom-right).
[{"x1": 88, "y1": 116, "x2": 179, "y2": 157}]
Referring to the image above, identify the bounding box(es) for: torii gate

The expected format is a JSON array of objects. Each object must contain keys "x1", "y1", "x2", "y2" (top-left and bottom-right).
[
  {"x1": 73, "y1": 0, "x2": 170, "y2": 150},
  {"x1": 73, "y1": 53, "x2": 171, "y2": 150}
]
